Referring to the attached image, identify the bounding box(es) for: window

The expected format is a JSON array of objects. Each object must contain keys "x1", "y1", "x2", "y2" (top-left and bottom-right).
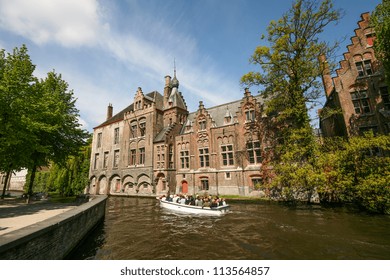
[
  {"x1": 139, "y1": 121, "x2": 146, "y2": 136},
  {"x1": 139, "y1": 147, "x2": 145, "y2": 165},
  {"x1": 130, "y1": 121, "x2": 137, "y2": 138},
  {"x1": 200, "y1": 178, "x2": 209, "y2": 191},
  {"x1": 225, "y1": 172, "x2": 231, "y2": 179},
  {"x1": 221, "y1": 144, "x2": 234, "y2": 166},
  {"x1": 97, "y1": 133, "x2": 102, "y2": 148},
  {"x1": 245, "y1": 109, "x2": 255, "y2": 122},
  {"x1": 247, "y1": 141, "x2": 261, "y2": 164},
  {"x1": 103, "y1": 152, "x2": 109, "y2": 168},
  {"x1": 129, "y1": 149, "x2": 136, "y2": 165},
  {"x1": 366, "y1": 33, "x2": 375, "y2": 47},
  {"x1": 252, "y1": 178, "x2": 263, "y2": 189},
  {"x1": 156, "y1": 145, "x2": 165, "y2": 169},
  {"x1": 351, "y1": 91, "x2": 371, "y2": 114},
  {"x1": 94, "y1": 153, "x2": 99, "y2": 169},
  {"x1": 114, "y1": 128, "x2": 119, "y2": 144},
  {"x1": 355, "y1": 60, "x2": 373, "y2": 77},
  {"x1": 180, "y1": 150, "x2": 189, "y2": 169},
  {"x1": 113, "y1": 150, "x2": 120, "y2": 167},
  {"x1": 380, "y1": 87, "x2": 390, "y2": 110},
  {"x1": 168, "y1": 144, "x2": 173, "y2": 169},
  {"x1": 199, "y1": 119, "x2": 206, "y2": 130},
  {"x1": 199, "y1": 148, "x2": 210, "y2": 167}
]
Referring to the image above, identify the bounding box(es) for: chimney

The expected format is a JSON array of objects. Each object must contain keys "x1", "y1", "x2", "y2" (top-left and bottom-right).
[
  {"x1": 244, "y1": 87, "x2": 251, "y2": 98},
  {"x1": 107, "y1": 103, "x2": 113, "y2": 120},
  {"x1": 165, "y1": 75, "x2": 172, "y2": 87},
  {"x1": 319, "y1": 54, "x2": 334, "y2": 97}
]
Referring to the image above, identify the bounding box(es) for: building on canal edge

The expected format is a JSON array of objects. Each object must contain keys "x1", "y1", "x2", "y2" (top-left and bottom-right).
[
  {"x1": 319, "y1": 12, "x2": 390, "y2": 137},
  {"x1": 87, "y1": 71, "x2": 269, "y2": 197}
]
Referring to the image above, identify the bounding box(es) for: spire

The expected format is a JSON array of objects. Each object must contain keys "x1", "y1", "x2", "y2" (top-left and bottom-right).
[
  {"x1": 174, "y1": 58, "x2": 176, "y2": 77},
  {"x1": 170, "y1": 58, "x2": 179, "y2": 88}
]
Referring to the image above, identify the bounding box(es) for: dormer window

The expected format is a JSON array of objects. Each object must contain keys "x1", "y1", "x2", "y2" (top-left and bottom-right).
[
  {"x1": 245, "y1": 109, "x2": 255, "y2": 122},
  {"x1": 365, "y1": 33, "x2": 375, "y2": 47},
  {"x1": 199, "y1": 119, "x2": 206, "y2": 130},
  {"x1": 356, "y1": 60, "x2": 373, "y2": 77},
  {"x1": 135, "y1": 100, "x2": 142, "y2": 110},
  {"x1": 351, "y1": 90, "x2": 371, "y2": 114},
  {"x1": 185, "y1": 120, "x2": 192, "y2": 132}
]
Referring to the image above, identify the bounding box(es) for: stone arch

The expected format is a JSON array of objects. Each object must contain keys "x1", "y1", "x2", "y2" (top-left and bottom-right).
[
  {"x1": 109, "y1": 174, "x2": 122, "y2": 193},
  {"x1": 353, "y1": 54, "x2": 363, "y2": 62},
  {"x1": 122, "y1": 174, "x2": 136, "y2": 194},
  {"x1": 155, "y1": 172, "x2": 166, "y2": 194},
  {"x1": 97, "y1": 175, "x2": 108, "y2": 195},
  {"x1": 88, "y1": 176, "x2": 97, "y2": 194},
  {"x1": 136, "y1": 173, "x2": 152, "y2": 194}
]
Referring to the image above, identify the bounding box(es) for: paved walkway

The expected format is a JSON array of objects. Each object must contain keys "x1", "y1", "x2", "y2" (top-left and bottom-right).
[{"x1": 0, "y1": 198, "x2": 76, "y2": 236}]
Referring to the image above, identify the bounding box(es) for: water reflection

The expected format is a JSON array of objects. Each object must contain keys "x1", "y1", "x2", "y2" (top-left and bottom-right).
[{"x1": 67, "y1": 197, "x2": 390, "y2": 260}]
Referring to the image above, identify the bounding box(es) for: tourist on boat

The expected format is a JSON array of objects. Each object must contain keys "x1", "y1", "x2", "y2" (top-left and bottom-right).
[
  {"x1": 186, "y1": 195, "x2": 195, "y2": 205},
  {"x1": 210, "y1": 199, "x2": 219, "y2": 208},
  {"x1": 194, "y1": 196, "x2": 203, "y2": 207},
  {"x1": 203, "y1": 198, "x2": 211, "y2": 208},
  {"x1": 179, "y1": 195, "x2": 186, "y2": 204}
]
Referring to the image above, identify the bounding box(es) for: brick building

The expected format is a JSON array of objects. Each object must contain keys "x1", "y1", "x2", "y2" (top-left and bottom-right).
[
  {"x1": 320, "y1": 12, "x2": 390, "y2": 137},
  {"x1": 87, "y1": 72, "x2": 267, "y2": 197}
]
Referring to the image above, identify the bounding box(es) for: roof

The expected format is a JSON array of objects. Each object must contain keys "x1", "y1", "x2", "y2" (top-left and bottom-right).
[
  {"x1": 180, "y1": 94, "x2": 264, "y2": 134},
  {"x1": 94, "y1": 91, "x2": 163, "y2": 129}
]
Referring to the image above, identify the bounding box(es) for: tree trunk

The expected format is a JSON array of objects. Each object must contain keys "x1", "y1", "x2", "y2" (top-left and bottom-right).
[
  {"x1": 1, "y1": 170, "x2": 12, "y2": 199},
  {"x1": 26, "y1": 164, "x2": 37, "y2": 204}
]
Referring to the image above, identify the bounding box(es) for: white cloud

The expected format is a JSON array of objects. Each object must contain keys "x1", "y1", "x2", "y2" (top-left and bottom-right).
[
  {"x1": 0, "y1": 0, "x2": 107, "y2": 47},
  {"x1": 0, "y1": 0, "x2": 240, "y2": 129}
]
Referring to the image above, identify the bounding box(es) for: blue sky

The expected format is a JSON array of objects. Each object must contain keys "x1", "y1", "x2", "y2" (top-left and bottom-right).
[{"x1": 0, "y1": 0, "x2": 381, "y2": 131}]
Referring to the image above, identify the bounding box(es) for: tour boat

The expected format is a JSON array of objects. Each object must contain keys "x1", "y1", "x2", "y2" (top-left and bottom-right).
[{"x1": 158, "y1": 199, "x2": 230, "y2": 216}]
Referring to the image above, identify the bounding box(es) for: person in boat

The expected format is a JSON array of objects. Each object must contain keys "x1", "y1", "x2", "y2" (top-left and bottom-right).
[
  {"x1": 210, "y1": 198, "x2": 219, "y2": 208},
  {"x1": 179, "y1": 195, "x2": 186, "y2": 204},
  {"x1": 173, "y1": 194, "x2": 181, "y2": 203},
  {"x1": 195, "y1": 196, "x2": 203, "y2": 207},
  {"x1": 202, "y1": 198, "x2": 211, "y2": 208}
]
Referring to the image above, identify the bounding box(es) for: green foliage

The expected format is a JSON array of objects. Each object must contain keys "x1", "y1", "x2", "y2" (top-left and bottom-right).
[
  {"x1": 371, "y1": 0, "x2": 390, "y2": 87},
  {"x1": 316, "y1": 133, "x2": 390, "y2": 213},
  {"x1": 26, "y1": 138, "x2": 92, "y2": 196},
  {"x1": 0, "y1": 45, "x2": 88, "y2": 198}
]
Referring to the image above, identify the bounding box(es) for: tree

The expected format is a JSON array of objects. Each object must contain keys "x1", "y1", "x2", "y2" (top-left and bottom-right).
[
  {"x1": 24, "y1": 71, "x2": 89, "y2": 199},
  {"x1": 371, "y1": 0, "x2": 390, "y2": 87},
  {"x1": 0, "y1": 46, "x2": 37, "y2": 199},
  {"x1": 0, "y1": 45, "x2": 88, "y2": 200},
  {"x1": 241, "y1": 0, "x2": 342, "y2": 201}
]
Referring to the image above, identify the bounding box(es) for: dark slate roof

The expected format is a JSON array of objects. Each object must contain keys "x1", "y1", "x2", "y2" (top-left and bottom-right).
[
  {"x1": 180, "y1": 94, "x2": 264, "y2": 134},
  {"x1": 154, "y1": 125, "x2": 173, "y2": 143},
  {"x1": 167, "y1": 87, "x2": 187, "y2": 110},
  {"x1": 94, "y1": 91, "x2": 163, "y2": 129}
]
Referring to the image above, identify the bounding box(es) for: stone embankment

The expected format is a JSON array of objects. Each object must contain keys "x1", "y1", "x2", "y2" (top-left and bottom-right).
[{"x1": 0, "y1": 195, "x2": 107, "y2": 260}]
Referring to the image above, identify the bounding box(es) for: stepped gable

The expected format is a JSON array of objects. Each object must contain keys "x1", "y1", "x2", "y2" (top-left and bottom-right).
[
  {"x1": 180, "y1": 94, "x2": 264, "y2": 134},
  {"x1": 94, "y1": 91, "x2": 163, "y2": 129}
]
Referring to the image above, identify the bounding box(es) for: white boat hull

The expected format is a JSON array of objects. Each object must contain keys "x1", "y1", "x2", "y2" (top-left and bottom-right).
[{"x1": 159, "y1": 199, "x2": 229, "y2": 216}]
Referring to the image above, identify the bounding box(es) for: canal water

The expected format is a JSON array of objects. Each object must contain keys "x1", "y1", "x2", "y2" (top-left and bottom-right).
[{"x1": 68, "y1": 196, "x2": 390, "y2": 260}]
